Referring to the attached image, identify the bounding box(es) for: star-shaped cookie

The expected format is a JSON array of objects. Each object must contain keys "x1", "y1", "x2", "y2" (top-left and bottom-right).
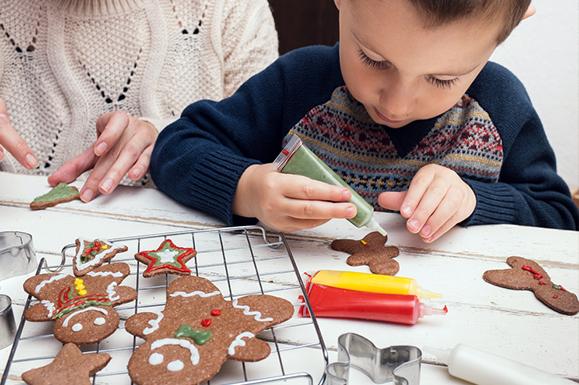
[
  {"x1": 330, "y1": 232, "x2": 400, "y2": 275},
  {"x1": 21, "y1": 343, "x2": 110, "y2": 385},
  {"x1": 135, "y1": 239, "x2": 196, "y2": 277}
]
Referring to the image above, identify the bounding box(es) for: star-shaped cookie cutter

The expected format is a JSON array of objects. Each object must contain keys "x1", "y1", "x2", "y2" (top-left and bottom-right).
[{"x1": 324, "y1": 333, "x2": 422, "y2": 385}]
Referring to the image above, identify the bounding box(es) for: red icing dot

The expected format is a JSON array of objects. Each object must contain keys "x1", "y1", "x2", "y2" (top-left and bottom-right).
[
  {"x1": 201, "y1": 319, "x2": 212, "y2": 327},
  {"x1": 210, "y1": 309, "x2": 221, "y2": 317}
]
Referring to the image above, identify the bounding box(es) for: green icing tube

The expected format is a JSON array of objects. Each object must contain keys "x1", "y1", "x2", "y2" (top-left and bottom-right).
[{"x1": 274, "y1": 135, "x2": 386, "y2": 235}]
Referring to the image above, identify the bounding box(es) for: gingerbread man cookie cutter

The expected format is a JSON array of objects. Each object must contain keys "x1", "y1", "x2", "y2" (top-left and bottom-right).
[{"x1": 324, "y1": 333, "x2": 422, "y2": 385}]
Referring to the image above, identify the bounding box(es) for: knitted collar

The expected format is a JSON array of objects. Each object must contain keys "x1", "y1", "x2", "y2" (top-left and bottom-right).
[{"x1": 55, "y1": 0, "x2": 146, "y2": 16}]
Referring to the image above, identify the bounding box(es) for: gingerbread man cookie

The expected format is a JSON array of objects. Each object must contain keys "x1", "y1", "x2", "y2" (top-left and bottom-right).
[
  {"x1": 331, "y1": 232, "x2": 400, "y2": 275},
  {"x1": 483, "y1": 256, "x2": 579, "y2": 315},
  {"x1": 23, "y1": 263, "x2": 137, "y2": 344},
  {"x1": 22, "y1": 343, "x2": 111, "y2": 385},
  {"x1": 125, "y1": 275, "x2": 294, "y2": 385},
  {"x1": 135, "y1": 239, "x2": 195, "y2": 277},
  {"x1": 73, "y1": 238, "x2": 128, "y2": 276}
]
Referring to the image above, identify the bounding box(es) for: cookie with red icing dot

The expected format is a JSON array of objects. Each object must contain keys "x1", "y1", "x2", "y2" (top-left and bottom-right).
[{"x1": 483, "y1": 256, "x2": 579, "y2": 315}]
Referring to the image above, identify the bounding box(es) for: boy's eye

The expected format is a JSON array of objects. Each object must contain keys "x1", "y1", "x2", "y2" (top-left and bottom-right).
[
  {"x1": 426, "y1": 76, "x2": 459, "y2": 89},
  {"x1": 358, "y1": 49, "x2": 390, "y2": 70}
]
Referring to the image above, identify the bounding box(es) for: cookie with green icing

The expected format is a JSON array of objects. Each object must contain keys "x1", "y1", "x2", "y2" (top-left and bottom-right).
[
  {"x1": 125, "y1": 275, "x2": 294, "y2": 385},
  {"x1": 30, "y1": 183, "x2": 81, "y2": 210}
]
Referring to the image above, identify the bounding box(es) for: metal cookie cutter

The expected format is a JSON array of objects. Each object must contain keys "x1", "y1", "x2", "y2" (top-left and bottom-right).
[
  {"x1": 324, "y1": 333, "x2": 422, "y2": 385},
  {"x1": 0, "y1": 231, "x2": 37, "y2": 281}
]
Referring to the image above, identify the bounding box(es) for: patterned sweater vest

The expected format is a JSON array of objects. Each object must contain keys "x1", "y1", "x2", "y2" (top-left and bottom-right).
[{"x1": 288, "y1": 87, "x2": 504, "y2": 210}]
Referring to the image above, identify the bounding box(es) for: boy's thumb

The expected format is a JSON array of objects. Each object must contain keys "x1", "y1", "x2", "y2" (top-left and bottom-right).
[{"x1": 378, "y1": 191, "x2": 407, "y2": 211}]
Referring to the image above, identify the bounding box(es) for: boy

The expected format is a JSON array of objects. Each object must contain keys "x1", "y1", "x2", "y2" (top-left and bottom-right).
[{"x1": 151, "y1": 0, "x2": 579, "y2": 241}]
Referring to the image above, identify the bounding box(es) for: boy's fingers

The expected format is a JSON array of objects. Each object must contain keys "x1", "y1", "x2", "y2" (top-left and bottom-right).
[
  {"x1": 419, "y1": 188, "x2": 463, "y2": 238},
  {"x1": 400, "y1": 167, "x2": 435, "y2": 217},
  {"x1": 94, "y1": 111, "x2": 130, "y2": 156},
  {"x1": 283, "y1": 198, "x2": 356, "y2": 220},
  {"x1": 283, "y1": 175, "x2": 351, "y2": 202},
  {"x1": 47, "y1": 147, "x2": 97, "y2": 186},
  {"x1": 128, "y1": 145, "x2": 153, "y2": 181},
  {"x1": 407, "y1": 181, "x2": 449, "y2": 234},
  {"x1": 0, "y1": 112, "x2": 38, "y2": 169},
  {"x1": 0, "y1": 145, "x2": 4, "y2": 161},
  {"x1": 423, "y1": 212, "x2": 462, "y2": 243},
  {"x1": 378, "y1": 191, "x2": 406, "y2": 211},
  {"x1": 278, "y1": 217, "x2": 329, "y2": 233}
]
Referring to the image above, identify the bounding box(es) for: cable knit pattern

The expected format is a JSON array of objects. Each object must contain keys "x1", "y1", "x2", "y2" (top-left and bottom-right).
[{"x1": 0, "y1": 0, "x2": 278, "y2": 178}]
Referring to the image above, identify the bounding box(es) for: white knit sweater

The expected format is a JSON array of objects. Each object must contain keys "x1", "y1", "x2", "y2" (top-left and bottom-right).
[{"x1": 0, "y1": 0, "x2": 278, "y2": 176}]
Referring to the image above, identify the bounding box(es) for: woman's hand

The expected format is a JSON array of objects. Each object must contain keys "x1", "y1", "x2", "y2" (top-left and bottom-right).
[
  {"x1": 48, "y1": 111, "x2": 158, "y2": 201},
  {"x1": 0, "y1": 98, "x2": 39, "y2": 168}
]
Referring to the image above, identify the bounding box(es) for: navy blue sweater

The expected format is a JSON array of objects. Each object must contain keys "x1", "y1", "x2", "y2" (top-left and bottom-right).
[{"x1": 151, "y1": 45, "x2": 578, "y2": 231}]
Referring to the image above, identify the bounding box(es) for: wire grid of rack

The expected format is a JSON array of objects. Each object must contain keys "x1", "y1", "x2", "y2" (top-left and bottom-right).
[{"x1": 1, "y1": 226, "x2": 329, "y2": 385}]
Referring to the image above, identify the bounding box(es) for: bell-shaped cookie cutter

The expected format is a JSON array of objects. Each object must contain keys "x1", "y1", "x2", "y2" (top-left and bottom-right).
[{"x1": 324, "y1": 333, "x2": 422, "y2": 385}]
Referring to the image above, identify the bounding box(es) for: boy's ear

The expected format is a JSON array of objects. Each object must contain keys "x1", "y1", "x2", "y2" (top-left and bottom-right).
[
  {"x1": 334, "y1": 0, "x2": 341, "y2": 10},
  {"x1": 522, "y1": 4, "x2": 536, "y2": 20}
]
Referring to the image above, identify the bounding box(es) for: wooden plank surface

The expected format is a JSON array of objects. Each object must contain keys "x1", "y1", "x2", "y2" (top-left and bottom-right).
[{"x1": 1, "y1": 172, "x2": 577, "y2": 384}]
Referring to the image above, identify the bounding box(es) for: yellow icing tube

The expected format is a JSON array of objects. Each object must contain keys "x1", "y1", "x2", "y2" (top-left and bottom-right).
[{"x1": 310, "y1": 270, "x2": 441, "y2": 299}]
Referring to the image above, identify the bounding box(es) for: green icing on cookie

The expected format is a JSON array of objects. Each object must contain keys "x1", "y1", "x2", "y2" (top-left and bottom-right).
[
  {"x1": 175, "y1": 324, "x2": 212, "y2": 345},
  {"x1": 32, "y1": 183, "x2": 80, "y2": 203}
]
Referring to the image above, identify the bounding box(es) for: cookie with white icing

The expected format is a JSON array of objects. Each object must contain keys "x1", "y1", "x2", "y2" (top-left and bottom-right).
[
  {"x1": 125, "y1": 275, "x2": 294, "y2": 385},
  {"x1": 23, "y1": 263, "x2": 136, "y2": 344},
  {"x1": 73, "y1": 238, "x2": 128, "y2": 276}
]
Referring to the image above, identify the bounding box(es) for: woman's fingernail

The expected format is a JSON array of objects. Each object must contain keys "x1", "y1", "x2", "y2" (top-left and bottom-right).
[
  {"x1": 401, "y1": 205, "x2": 412, "y2": 217},
  {"x1": 81, "y1": 189, "x2": 94, "y2": 202},
  {"x1": 407, "y1": 219, "x2": 420, "y2": 232},
  {"x1": 100, "y1": 179, "x2": 113, "y2": 193},
  {"x1": 95, "y1": 142, "x2": 108, "y2": 155},
  {"x1": 421, "y1": 225, "x2": 431, "y2": 237},
  {"x1": 26, "y1": 154, "x2": 38, "y2": 168},
  {"x1": 130, "y1": 167, "x2": 142, "y2": 179}
]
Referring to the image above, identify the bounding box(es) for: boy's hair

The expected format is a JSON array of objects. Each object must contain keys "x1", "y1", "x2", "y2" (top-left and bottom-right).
[{"x1": 408, "y1": 0, "x2": 531, "y2": 43}]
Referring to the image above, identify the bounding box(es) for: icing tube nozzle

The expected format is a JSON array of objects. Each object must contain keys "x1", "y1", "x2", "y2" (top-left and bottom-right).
[
  {"x1": 420, "y1": 304, "x2": 448, "y2": 318},
  {"x1": 365, "y1": 217, "x2": 387, "y2": 236}
]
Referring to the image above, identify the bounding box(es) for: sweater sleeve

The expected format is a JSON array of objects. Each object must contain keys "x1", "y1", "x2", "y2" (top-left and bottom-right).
[
  {"x1": 463, "y1": 109, "x2": 579, "y2": 230},
  {"x1": 150, "y1": 46, "x2": 343, "y2": 225},
  {"x1": 220, "y1": 0, "x2": 279, "y2": 97}
]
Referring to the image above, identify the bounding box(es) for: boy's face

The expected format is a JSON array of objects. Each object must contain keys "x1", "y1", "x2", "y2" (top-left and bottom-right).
[{"x1": 336, "y1": 0, "x2": 502, "y2": 128}]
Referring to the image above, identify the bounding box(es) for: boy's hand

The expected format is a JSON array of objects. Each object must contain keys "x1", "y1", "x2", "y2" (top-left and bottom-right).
[
  {"x1": 234, "y1": 164, "x2": 357, "y2": 233},
  {"x1": 48, "y1": 111, "x2": 158, "y2": 202},
  {"x1": 0, "y1": 98, "x2": 39, "y2": 169},
  {"x1": 378, "y1": 164, "x2": 476, "y2": 243}
]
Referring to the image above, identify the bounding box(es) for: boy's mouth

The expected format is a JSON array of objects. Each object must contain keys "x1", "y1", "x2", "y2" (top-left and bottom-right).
[{"x1": 373, "y1": 108, "x2": 408, "y2": 127}]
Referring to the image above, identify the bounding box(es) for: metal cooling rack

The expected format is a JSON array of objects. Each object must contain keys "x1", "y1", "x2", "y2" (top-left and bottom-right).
[{"x1": 1, "y1": 226, "x2": 329, "y2": 385}]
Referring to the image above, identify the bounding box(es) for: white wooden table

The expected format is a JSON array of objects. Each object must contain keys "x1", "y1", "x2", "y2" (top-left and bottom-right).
[{"x1": 0, "y1": 171, "x2": 578, "y2": 384}]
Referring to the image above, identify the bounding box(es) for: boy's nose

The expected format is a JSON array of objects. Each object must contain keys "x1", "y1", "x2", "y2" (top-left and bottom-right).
[{"x1": 378, "y1": 83, "x2": 414, "y2": 120}]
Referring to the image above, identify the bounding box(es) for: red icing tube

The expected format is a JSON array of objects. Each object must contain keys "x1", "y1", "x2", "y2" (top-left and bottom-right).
[{"x1": 299, "y1": 282, "x2": 447, "y2": 325}]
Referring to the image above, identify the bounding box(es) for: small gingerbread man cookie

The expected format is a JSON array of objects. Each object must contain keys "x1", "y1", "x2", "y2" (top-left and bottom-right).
[
  {"x1": 331, "y1": 232, "x2": 400, "y2": 275},
  {"x1": 125, "y1": 275, "x2": 294, "y2": 385},
  {"x1": 22, "y1": 343, "x2": 111, "y2": 385},
  {"x1": 483, "y1": 256, "x2": 579, "y2": 315},
  {"x1": 23, "y1": 263, "x2": 136, "y2": 344}
]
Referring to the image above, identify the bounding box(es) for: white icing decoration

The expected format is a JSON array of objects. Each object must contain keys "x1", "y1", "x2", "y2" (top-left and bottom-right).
[
  {"x1": 154, "y1": 249, "x2": 180, "y2": 263},
  {"x1": 228, "y1": 332, "x2": 255, "y2": 355},
  {"x1": 87, "y1": 271, "x2": 123, "y2": 278},
  {"x1": 143, "y1": 312, "x2": 164, "y2": 335},
  {"x1": 150, "y1": 338, "x2": 199, "y2": 366},
  {"x1": 94, "y1": 317, "x2": 106, "y2": 325},
  {"x1": 167, "y1": 360, "x2": 184, "y2": 372},
  {"x1": 106, "y1": 282, "x2": 120, "y2": 301},
  {"x1": 35, "y1": 274, "x2": 67, "y2": 294},
  {"x1": 148, "y1": 352, "x2": 164, "y2": 365},
  {"x1": 170, "y1": 290, "x2": 221, "y2": 299},
  {"x1": 231, "y1": 299, "x2": 273, "y2": 322},
  {"x1": 74, "y1": 239, "x2": 124, "y2": 270},
  {"x1": 62, "y1": 307, "x2": 108, "y2": 327},
  {"x1": 72, "y1": 323, "x2": 83, "y2": 332},
  {"x1": 41, "y1": 300, "x2": 55, "y2": 318}
]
